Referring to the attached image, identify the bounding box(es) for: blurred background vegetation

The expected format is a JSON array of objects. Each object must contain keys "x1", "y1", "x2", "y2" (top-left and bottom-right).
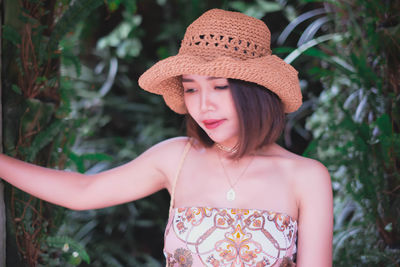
[{"x1": 1, "y1": 0, "x2": 399, "y2": 266}]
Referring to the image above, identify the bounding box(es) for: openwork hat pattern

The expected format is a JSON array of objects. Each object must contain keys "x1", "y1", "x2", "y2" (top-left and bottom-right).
[
  {"x1": 179, "y1": 9, "x2": 272, "y2": 61},
  {"x1": 139, "y1": 9, "x2": 302, "y2": 113}
]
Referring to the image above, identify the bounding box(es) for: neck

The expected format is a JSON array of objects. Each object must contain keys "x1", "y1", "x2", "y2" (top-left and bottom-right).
[{"x1": 215, "y1": 143, "x2": 238, "y2": 154}]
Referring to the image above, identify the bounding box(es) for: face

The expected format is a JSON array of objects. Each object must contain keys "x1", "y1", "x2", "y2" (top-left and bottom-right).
[{"x1": 182, "y1": 74, "x2": 239, "y2": 148}]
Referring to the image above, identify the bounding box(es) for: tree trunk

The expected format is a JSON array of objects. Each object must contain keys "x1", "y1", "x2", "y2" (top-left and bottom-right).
[{"x1": 0, "y1": 0, "x2": 7, "y2": 265}]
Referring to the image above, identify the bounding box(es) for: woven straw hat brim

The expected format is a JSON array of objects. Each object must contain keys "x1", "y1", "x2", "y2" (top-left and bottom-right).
[{"x1": 138, "y1": 54, "x2": 302, "y2": 114}]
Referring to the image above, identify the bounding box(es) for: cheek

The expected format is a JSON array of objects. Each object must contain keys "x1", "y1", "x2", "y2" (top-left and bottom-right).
[{"x1": 184, "y1": 95, "x2": 197, "y2": 117}]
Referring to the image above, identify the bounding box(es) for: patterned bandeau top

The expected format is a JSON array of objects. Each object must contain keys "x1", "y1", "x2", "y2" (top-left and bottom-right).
[
  {"x1": 164, "y1": 206, "x2": 297, "y2": 267},
  {"x1": 164, "y1": 140, "x2": 298, "y2": 266}
]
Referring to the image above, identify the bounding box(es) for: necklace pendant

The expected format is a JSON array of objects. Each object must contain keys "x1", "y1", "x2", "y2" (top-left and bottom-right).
[{"x1": 226, "y1": 188, "x2": 236, "y2": 201}]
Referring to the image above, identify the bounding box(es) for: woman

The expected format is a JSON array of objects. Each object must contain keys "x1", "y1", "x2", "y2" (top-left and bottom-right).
[{"x1": 0, "y1": 9, "x2": 332, "y2": 267}]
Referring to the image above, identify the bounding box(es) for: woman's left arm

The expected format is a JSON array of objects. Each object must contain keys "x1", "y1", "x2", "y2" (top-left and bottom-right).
[{"x1": 295, "y1": 160, "x2": 333, "y2": 267}]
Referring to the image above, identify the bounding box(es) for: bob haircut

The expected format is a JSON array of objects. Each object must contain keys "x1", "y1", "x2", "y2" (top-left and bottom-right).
[{"x1": 185, "y1": 78, "x2": 286, "y2": 159}]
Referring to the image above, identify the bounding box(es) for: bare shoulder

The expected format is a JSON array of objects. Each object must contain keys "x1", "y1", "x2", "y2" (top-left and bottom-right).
[
  {"x1": 291, "y1": 154, "x2": 330, "y2": 185},
  {"x1": 290, "y1": 154, "x2": 330, "y2": 193},
  {"x1": 149, "y1": 136, "x2": 191, "y2": 154},
  {"x1": 269, "y1": 145, "x2": 330, "y2": 185},
  {"x1": 144, "y1": 136, "x2": 192, "y2": 184},
  {"x1": 260, "y1": 144, "x2": 329, "y2": 178},
  {"x1": 144, "y1": 136, "x2": 192, "y2": 166},
  {"x1": 281, "y1": 150, "x2": 332, "y2": 212},
  {"x1": 259, "y1": 144, "x2": 332, "y2": 205}
]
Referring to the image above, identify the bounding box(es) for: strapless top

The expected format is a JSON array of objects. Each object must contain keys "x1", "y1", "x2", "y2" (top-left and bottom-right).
[{"x1": 164, "y1": 206, "x2": 297, "y2": 267}]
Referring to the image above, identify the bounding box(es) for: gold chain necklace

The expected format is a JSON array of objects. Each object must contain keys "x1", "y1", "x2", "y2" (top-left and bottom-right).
[
  {"x1": 217, "y1": 152, "x2": 255, "y2": 201},
  {"x1": 215, "y1": 143, "x2": 238, "y2": 154}
]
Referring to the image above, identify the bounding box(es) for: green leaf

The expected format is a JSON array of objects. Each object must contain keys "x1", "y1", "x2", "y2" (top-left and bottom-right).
[
  {"x1": 229, "y1": 1, "x2": 248, "y2": 12},
  {"x1": 56, "y1": 80, "x2": 75, "y2": 118},
  {"x1": 27, "y1": 119, "x2": 64, "y2": 162},
  {"x1": 107, "y1": 0, "x2": 121, "y2": 11},
  {"x1": 302, "y1": 47, "x2": 330, "y2": 60},
  {"x1": 61, "y1": 52, "x2": 82, "y2": 77},
  {"x1": 35, "y1": 76, "x2": 48, "y2": 83},
  {"x1": 81, "y1": 152, "x2": 113, "y2": 162},
  {"x1": 46, "y1": 236, "x2": 90, "y2": 264},
  {"x1": 303, "y1": 139, "x2": 319, "y2": 157},
  {"x1": 284, "y1": 33, "x2": 346, "y2": 64},
  {"x1": 47, "y1": 0, "x2": 104, "y2": 54},
  {"x1": 359, "y1": 123, "x2": 370, "y2": 141},
  {"x1": 376, "y1": 114, "x2": 392, "y2": 136},
  {"x1": 255, "y1": 0, "x2": 282, "y2": 13},
  {"x1": 11, "y1": 84, "x2": 22, "y2": 95},
  {"x1": 68, "y1": 152, "x2": 85, "y2": 173},
  {"x1": 2, "y1": 25, "x2": 21, "y2": 45},
  {"x1": 378, "y1": 135, "x2": 393, "y2": 163},
  {"x1": 229, "y1": 0, "x2": 281, "y2": 18},
  {"x1": 96, "y1": 15, "x2": 142, "y2": 53},
  {"x1": 121, "y1": 0, "x2": 137, "y2": 13},
  {"x1": 67, "y1": 152, "x2": 112, "y2": 173},
  {"x1": 272, "y1": 46, "x2": 295, "y2": 54},
  {"x1": 307, "y1": 66, "x2": 334, "y2": 79}
]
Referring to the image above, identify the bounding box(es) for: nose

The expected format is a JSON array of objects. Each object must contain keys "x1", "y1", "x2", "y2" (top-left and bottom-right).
[{"x1": 199, "y1": 86, "x2": 215, "y2": 112}]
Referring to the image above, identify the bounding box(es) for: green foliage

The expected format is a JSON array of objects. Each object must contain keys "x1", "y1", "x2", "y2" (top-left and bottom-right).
[
  {"x1": 11, "y1": 84, "x2": 22, "y2": 95},
  {"x1": 38, "y1": 0, "x2": 184, "y2": 264},
  {"x1": 106, "y1": 0, "x2": 137, "y2": 13},
  {"x1": 279, "y1": 0, "x2": 400, "y2": 265},
  {"x1": 68, "y1": 152, "x2": 113, "y2": 173},
  {"x1": 47, "y1": 0, "x2": 104, "y2": 55},
  {"x1": 43, "y1": 236, "x2": 90, "y2": 266},
  {"x1": 2, "y1": 24, "x2": 21, "y2": 45},
  {"x1": 2, "y1": 0, "x2": 113, "y2": 265},
  {"x1": 284, "y1": 33, "x2": 345, "y2": 64},
  {"x1": 229, "y1": 0, "x2": 282, "y2": 18},
  {"x1": 96, "y1": 13, "x2": 143, "y2": 58},
  {"x1": 27, "y1": 119, "x2": 63, "y2": 162}
]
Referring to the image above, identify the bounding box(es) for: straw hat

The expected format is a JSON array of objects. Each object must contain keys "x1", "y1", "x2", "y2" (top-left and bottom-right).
[{"x1": 138, "y1": 9, "x2": 302, "y2": 113}]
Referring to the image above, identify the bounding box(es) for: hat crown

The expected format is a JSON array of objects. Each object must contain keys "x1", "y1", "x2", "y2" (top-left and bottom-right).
[{"x1": 179, "y1": 9, "x2": 272, "y2": 61}]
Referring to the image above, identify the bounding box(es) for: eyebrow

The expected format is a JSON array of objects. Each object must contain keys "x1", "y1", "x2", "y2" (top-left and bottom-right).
[{"x1": 181, "y1": 76, "x2": 224, "y2": 83}]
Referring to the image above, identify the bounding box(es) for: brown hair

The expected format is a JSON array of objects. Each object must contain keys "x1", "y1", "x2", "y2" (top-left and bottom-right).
[{"x1": 186, "y1": 78, "x2": 286, "y2": 158}]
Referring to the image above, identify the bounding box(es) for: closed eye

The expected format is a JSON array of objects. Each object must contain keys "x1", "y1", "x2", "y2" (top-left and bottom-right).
[
  {"x1": 215, "y1": 85, "x2": 229, "y2": 90},
  {"x1": 184, "y1": 88, "x2": 196, "y2": 93}
]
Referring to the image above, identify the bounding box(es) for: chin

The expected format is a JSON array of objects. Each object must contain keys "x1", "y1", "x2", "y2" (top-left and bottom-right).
[{"x1": 209, "y1": 133, "x2": 238, "y2": 146}]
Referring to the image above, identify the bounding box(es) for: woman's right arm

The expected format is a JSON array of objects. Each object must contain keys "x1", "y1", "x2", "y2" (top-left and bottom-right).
[{"x1": 0, "y1": 137, "x2": 188, "y2": 210}]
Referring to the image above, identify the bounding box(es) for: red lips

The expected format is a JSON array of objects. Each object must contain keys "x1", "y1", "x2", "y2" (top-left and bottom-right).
[{"x1": 202, "y1": 119, "x2": 225, "y2": 129}]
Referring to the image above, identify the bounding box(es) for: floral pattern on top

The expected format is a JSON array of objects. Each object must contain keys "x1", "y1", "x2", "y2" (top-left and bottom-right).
[{"x1": 164, "y1": 207, "x2": 297, "y2": 267}]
